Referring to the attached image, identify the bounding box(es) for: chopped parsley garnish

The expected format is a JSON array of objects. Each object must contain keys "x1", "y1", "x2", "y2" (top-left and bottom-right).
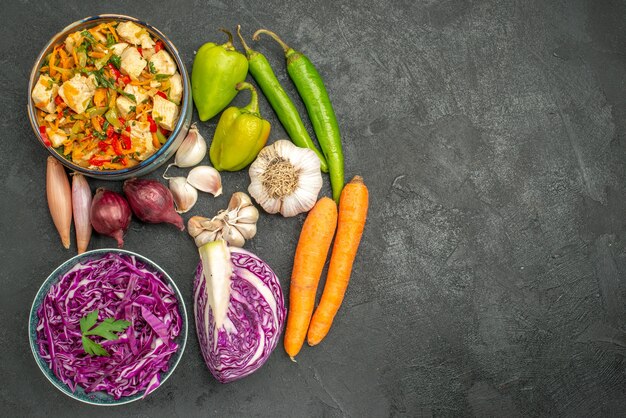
[
  {"x1": 116, "y1": 89, "x2": 136, "y2": 103},
  {"x1": 109, "y1": 54, "x2": 121, "y2": 69},
  {"x1": 106, "y1": 33, "x2": 116, "y2": 47},
  {"x1": 81, "y1": 30, "x2": 97, "y2": 45},
  {"x1": 82, "y1": 68, "x2": 115, "y2": 89}
]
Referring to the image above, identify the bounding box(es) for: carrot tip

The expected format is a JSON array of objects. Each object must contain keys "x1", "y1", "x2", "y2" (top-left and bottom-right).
[
  {"x1": 350, "y1": 175, "x2": 364, "y2": 184},
  {"x1": 289, "y1": 356, "x2": 297, "y2": 363}
]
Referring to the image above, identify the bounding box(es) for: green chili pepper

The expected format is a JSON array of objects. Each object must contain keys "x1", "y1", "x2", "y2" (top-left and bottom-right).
[
  {"x1": 70, "y1": 121, "x2": 83, "y2": 134},
  {"x1": 156, "y1": 129, "x2": 168, "y2": 144},
  {"x1": 85, "y1": 106, "x2": 108, "y2": 117},
  {"x1": 191, "y1": 29, "x2": 249, "y2": 121},
  {"x1": 210, "y1": 82, "x2": 271, "y2": 171},
  {"x1": 94, "y1": 52, "x2": 113, "y2": 70},
  {"x1": 236, "y1": 26, "x2": 328, "y2": 173},
  {"x1": 253, "y1": 29, "x2": 344, "y2": 202},
  {"x1": 105, "y1": 108, "x2": 122, "y2": 129}
]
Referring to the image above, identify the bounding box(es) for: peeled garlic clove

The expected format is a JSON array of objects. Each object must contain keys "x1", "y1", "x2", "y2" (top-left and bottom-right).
[
  {"x1": 169, "y1": 177, "x2": 198, "y2": 213},
  {"x1": 234, "y1": 204, "x2": 259, "y2": 224},
  {"x1": 174, "y1": 123, "x2": 207, "y2": 167},
  {"x1": 228, "y1": 192, "x2": 253, "y2": 211},
  {"x1": 222, "y1": 224, "x2": 246, "y2": 247},
  {"x1": 187, "y1": 165, "x2": 222, "y2": 197},
  {"x1": 234, "y1": 222, "x2": 257, "y2": 240}
]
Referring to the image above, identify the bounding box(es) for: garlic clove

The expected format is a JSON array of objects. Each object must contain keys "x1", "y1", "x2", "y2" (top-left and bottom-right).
[
  {"x1": 189, "y1": 215, "x2": 223, "y2": 234},
  {"x1": 188, "y1": 215, "x2": 208, "y2": 237},
  {"x1": 169, "y1": 177, "x2": 198, "y2": 213},
  {"x1": 222, "y1": 224, "x2": 245, "y2": 247},
  {"x1": 187, "y1": 165, "x2": 222, "y2": 197},
  {"x1": 234, "y1": 222, "x2": 257, "y2": 240},
  {"x1": 228, "y1": 192, "x2": 253, "y2": 211},
  {"x1": 203, "y1": 218, "x2": 224, "y2": 232},
  {"x1": 194, "y1": 230, "x2": 220, "y2": 247},
  {"x1": 248, "y1": 179, "x2": 280, "y2": 214},
  {"x1": 234, "y1": 204, "x2": 259, "y2": 224},
  {"x1": 280, "y1": 194, "x2": 306, "y2": 217},
  {"x1": 289, "y1": 186, "x2": 319, "y2": 215},
  {"x1": 174, "y1": 123, "x2": 207, "y2": 167}
]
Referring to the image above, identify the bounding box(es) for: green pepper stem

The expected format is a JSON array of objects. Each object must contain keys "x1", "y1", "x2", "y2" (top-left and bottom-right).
[
  {"x1": 236, "y1": 82, "x2": 260, "y2": 114},
  {"x1": 252, "y1": 29, "x2": 290, "y2": 53},
  {"x1": 236, "y1": 25, "x2": 252, "y2": 55},
  {"x1": 219, "y1": 28, "x2": 235, "y2": 48}
]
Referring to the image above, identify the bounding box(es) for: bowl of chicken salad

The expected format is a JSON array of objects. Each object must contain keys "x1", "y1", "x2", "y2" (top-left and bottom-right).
[{"x1": 28, "y1": 15, "x2": 192, "y2": 180}]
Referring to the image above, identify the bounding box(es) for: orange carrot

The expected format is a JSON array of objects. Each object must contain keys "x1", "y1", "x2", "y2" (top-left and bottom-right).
[
  {"x1": 94, "y1": 88, "x2": 107, "y2": 107},
  {"x1": 307, "y1": 176, "x2": 369, "y2": 346},
  {"x1": 49, "y1": 49, "x2": 57, "y2": 76},
  {"x1": 284, "y1": 197, "x2": 337, "y2": 359}
]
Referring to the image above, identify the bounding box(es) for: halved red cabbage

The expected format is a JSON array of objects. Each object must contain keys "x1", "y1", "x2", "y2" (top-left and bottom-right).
[
  {"x1": 36, "y1": 253, "x2": 182, "y2": 399},
  {"x1": 194, "y1": 243, "x2": 285, "y2": 383}
]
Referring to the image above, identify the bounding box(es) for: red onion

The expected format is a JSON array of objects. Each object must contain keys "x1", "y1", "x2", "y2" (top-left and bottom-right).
[
  {"x1": 90, "y1": 188, "x2": 132, "y2": 248},
  {"x1": 123, "y1": 178, "x2": 184, "y2": 230}
]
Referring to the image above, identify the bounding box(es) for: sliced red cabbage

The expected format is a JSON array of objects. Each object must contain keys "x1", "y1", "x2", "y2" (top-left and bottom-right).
[
  {"x1": 194, "y1": 241, "x2": 286, "y2": 383},
  {"x1": 36, "y1": 253, "x2": 182, "y2": 399}
]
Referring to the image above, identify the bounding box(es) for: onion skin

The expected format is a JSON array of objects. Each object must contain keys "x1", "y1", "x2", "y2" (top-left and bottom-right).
[
  {"x1": 71, "y1": 173, "x2": 92, "y2": 254},
  {"x1": 90, "y1": 188, "x2": 132, "y2": 248},
  {"x1": 123, "y1": 178, "x2": 184, "y2": 230},
  {"x1": 46, "y1": 157, "x2": 72, "y2": 249}
]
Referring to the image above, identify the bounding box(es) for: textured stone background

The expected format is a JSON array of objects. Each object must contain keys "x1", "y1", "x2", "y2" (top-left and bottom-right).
[{"x1": 1, "y1": 0, "x2": 625, "y2": 416}]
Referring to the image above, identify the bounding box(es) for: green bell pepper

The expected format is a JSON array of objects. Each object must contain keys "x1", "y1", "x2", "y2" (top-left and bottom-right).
[
  {"x1": 210, "y1": 82, "x2": 271, "y2": 171},
  {"x1": 191, "y1": 29, "x2": 248, "y2": 121}
]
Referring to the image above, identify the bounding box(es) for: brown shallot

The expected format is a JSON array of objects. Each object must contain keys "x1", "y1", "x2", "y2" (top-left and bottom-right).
[
  {"x1": 46, "y1": 157, "x2": 72, "y2": 249},
  {"x1": 71, "y1": 173, "x2": 92, "y2": 254}
]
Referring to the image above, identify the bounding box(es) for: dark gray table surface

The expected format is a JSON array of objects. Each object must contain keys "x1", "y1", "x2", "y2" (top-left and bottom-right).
[{"x1": 2, "y1": 0, "x2": 625, "y2": 417}]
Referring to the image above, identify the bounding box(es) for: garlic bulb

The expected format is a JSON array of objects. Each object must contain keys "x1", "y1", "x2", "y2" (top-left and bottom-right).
[
  {"x1": 187, "y1": 192, "x2": 260, "y2": 247},
  {"x1": 248, "y1": 140, "x2": 322, "y2": 217},
  {"x1": 187, "y1": 165, "x2": 223, "y2": 197},
  {"x1": 169, "y1": 176, "x2": 198, "y2": 213}
]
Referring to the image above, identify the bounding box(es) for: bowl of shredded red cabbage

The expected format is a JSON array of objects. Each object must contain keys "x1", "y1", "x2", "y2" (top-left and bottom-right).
[{"x1": 29, "y1": 249, "x2": 188, "y2": 405}]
